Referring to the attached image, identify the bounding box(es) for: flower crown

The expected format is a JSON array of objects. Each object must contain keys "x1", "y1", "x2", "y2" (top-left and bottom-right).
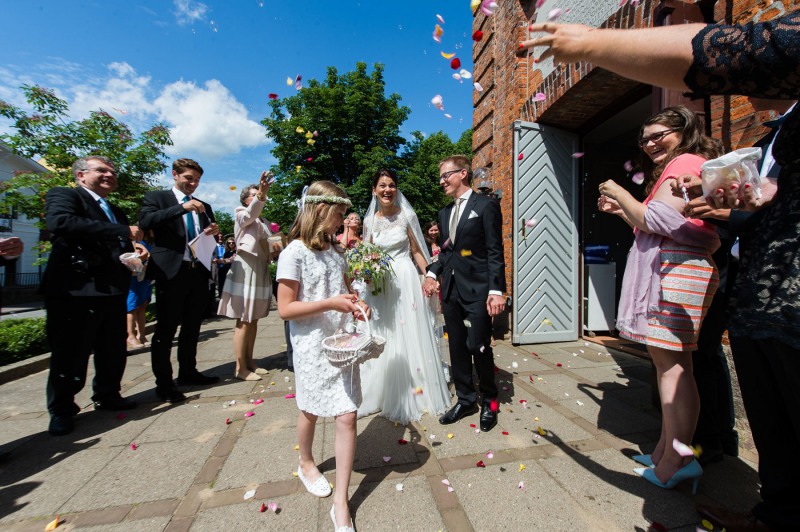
[{"x1": 304, "y1": 195, "x2": 352, "y2": 207}]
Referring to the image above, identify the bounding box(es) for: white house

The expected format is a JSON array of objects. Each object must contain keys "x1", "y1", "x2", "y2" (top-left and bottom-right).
[{"x1": 0, "y1": 141, "x2": 47, "y2": 286}]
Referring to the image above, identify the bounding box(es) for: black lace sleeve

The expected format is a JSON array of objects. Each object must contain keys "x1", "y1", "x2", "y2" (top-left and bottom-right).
[{"x1": 683, "y1": 12, "x2": 800, "y2": 99}]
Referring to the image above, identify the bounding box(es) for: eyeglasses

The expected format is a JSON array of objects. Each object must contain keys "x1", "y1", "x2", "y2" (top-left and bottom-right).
[
  {"x1": 638, "y1": 128, "x2": 678, "y2": 147},
  {"x1": 85, "y1": 167, "x2": 118, "y2": 177},
  {"x1": 439, "y1": 169, "x2": 464, "y2": 181}
]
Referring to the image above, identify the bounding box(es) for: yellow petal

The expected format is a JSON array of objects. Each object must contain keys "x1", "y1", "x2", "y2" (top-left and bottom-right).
[
  {"x1": 295, "y1": 126, "x2": 305, "y2": 133},
  {"x1": 519, "y1": 464, "x2": 526, "y2": 471},
  {"x1": 293, "y1": 444, "x2": 300, "y2": 450},
  {"x1": 305, "y1": 131, "x2": 313, "y2": 138},
  {"x1": 470, "y1": 0, "x2": 481, "y2": 10},
  {"x1": 229, "y1": 185, "x2": 237, "y2": 191},
  {"x1": 447, "y1": 433, "x2": 454, "y2": 439},
  {"x1": 460, "y1": 249, "x2": 472, "y2": 257},
  {"x1": 286, "y1": 77, "x2": 294, "y2": 86},
  {"x1": 307, "y1": 139, "x2": 316, "y2": 145},
  {"x1": 700, "y1": 519, "x2": 714, "y2": 530},
  {"x1": 534, "y1": 417, "x2": 539, "y2": 421},
  {"x1": 292, "y1": 471, "x2": 299, "y2": 477},
  {"x1": 537, "y1": 426, "x2": 545, "y2": 436},
  {"x1": 45, "y1": 516, "x2": 60, "y2": 531},
  {"x1": 441, "y1": 51, "x2": 456, "y2": 59},
  {"x1": 295, "y1": 166, "x2": 301, "y2": 173}
]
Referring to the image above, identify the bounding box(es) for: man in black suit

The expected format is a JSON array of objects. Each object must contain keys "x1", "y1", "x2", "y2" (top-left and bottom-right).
[
  {"x1": 139, "y1": 158, "x2": 220, "y2": 403},
  {"x1": 423, "y1": 155, "x2": 506, "y2": 432},
  {"x1": 44, "y1": 156, "x2": 139, "y2": 436}
]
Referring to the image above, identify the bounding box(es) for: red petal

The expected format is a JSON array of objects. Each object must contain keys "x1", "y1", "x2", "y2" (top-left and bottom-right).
[
  {"x1": 476, "y1": 460, "x2": 486, "y2": 467},
  {"x1": 556, "y1": 363, "x2": 563, "y2": 367},
  {"x1": 398, "y1": 438, "x2": 408, "y2": 445},
  {"x1": 490, "y1": 399, "x2": 499, "y2": 412},
  {"x1": 518, "y1": 153, "x2": 524, "y2": 160},
  {"x1": 225, "y1": 418, "x2": 232, "y2": 425},
  {"x1": 469, "y1": 423, "x2": 476, "y2": 428},
  {"x1": 260, "y1": 503, "x2": 267, "y2": 513},
  {"x1": 450, "y1": 58, "x2": 461, "y2": 70},
  {"x1": 472, "y1": 30, "x2": 483, "y2": 42},
  {"x1": 268, "y1": 93, "x2": 278, "y2": 99},
  {"x1": 502, "y1": 431, "x2": 509, "y2": 435}
]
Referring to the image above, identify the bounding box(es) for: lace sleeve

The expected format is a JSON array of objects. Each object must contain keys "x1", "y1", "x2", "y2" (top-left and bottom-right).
[{"x1": 683, "y1": 12, "x2": 800, "y2": 98}]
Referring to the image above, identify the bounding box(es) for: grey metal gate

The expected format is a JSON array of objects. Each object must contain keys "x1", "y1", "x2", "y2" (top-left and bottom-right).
[{"x1": 512, "y1": 120, "x2": 579, "y2": 344}]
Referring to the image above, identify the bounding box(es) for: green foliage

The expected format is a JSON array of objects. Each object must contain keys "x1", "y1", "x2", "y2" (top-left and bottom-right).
[
  {"x1": 261, "y1": 63, "x2": 410, "y2": 228},
  {"x1": 0, "y1": 84, "x2": 173, "y2": 240},
  {"x1": 0, "y1": 317, "x2": 49, "y2": 366},
  {"x1": 215, "y1": 211, "x2": 234, "y2": 238},
  {"x1": 268, "y1": 261, "x2": 278, "y2": 283},
  {"x1": 397, "y1": 129, "x2": 473, "y2": 224}
]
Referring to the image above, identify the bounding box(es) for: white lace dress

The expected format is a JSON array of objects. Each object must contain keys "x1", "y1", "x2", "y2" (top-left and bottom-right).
[
  {"x1": 357, "y1": 212, "x2": 451, "y2": 424},
  {"x1": 276, "y1": 240, "x2": 361, "y2": 417}
]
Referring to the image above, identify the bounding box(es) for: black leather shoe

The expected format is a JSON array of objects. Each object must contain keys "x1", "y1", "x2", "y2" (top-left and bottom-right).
[
  {"x1": 49, "y1": 415, "x2": 74, "y2": 436},
  {"x1": 156, "y1": 387, "x2": 187, "y2": 403},
  {"x1": 439, "y1": 403, "x2": 478, "y2": 425},
  {"x1": 93, "y1": 396, "x2": 138, "y2": 411},
  {"x1": 479, "y1": 402, "x2": 498, "y2": 432},
  {"x1": 176, "y1": 372, "x2": 220, "y2": 386},
  {"x1": 68, "y1": 402, "x2": 81, "y2": 417}
]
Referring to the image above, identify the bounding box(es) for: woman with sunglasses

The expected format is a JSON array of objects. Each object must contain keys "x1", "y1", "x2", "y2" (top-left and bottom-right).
[{"x1": 597, "y1": 105, "x2": 722, "y2": 492}]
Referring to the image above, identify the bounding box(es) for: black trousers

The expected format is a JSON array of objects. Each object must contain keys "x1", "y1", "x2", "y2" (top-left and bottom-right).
[
  {"x1": 729, "y1": 335, "x2": 800, "y2": 529},
  {"x1": 45, "y1": 295, "x2": 127, "y2": 416},
  {"x1": 151, "y1": 264, "x2": 210, "y2": 389},
  {"x1": 691, "y1": 287, "x2": 738, "y2": 454},
  {"x1": 442, "y1": 282, "x2": 497, "y2": 406}
]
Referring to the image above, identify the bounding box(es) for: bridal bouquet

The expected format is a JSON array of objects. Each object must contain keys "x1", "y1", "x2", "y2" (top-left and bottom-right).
[{"x1": 345, "y1": 241, "x2": 395, "y2": 296}]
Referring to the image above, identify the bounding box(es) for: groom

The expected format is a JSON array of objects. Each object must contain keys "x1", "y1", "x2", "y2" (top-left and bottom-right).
[{"x1": 423, "y1": 155, "x2": 506, "y2": 432}]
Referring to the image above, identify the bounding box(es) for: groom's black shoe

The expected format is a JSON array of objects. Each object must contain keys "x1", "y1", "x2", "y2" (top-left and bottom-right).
[
  {"x1": 439, "y1": 403, "x2": 478, "y2": 425},
  {"x1": 479, "y1": 401, "x2": 498, "y2": 432}
]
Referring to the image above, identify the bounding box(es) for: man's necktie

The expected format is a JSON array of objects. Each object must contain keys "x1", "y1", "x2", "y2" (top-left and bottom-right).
[
  {"x1": 183, "y1": 195, "x2": 197, "y2": 240},
  {"x1": 97, "y1": 198, "x2": 117, "y2": 223},
  {"x1": 449, "y1": 198, "x2": 463, "y2": 243}
]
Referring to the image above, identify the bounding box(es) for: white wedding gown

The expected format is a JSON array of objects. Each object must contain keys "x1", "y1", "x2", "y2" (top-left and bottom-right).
[{"x1": 358, "y1": 212, "x2": 452, "y2": 424}]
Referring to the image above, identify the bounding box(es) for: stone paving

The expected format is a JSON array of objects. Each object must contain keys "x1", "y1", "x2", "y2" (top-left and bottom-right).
[{"x1": 0, "y1": 314, "x2": 761, "y2": 531}]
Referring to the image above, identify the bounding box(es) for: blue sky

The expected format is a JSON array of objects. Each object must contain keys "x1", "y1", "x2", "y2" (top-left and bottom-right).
[{"x1": 0, "y1": 0, "x2": 477, "y2": 213}]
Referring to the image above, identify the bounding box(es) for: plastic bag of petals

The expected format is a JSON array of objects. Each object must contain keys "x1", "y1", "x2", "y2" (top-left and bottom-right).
[
  {"x1": 701, "y1": 147, "x2": 763, "y2": 198},
  {"x1": 322, "y1": 305, "x2": 385, "y2": 367}
]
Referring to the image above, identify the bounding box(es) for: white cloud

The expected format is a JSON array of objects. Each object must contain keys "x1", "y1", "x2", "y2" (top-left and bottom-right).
[
  {"x1": 173, "y1": 0, "x2": 208, "y2": 25},
  {"x1": 154, "y1": 79, "x2": 268, "y2": 158}
]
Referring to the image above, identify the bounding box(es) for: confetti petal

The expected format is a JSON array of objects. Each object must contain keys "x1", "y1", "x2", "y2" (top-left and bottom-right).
[
  {"x1": 469, "y1": 423, "x2": 477, "y2": 428},
  {"x1": 442, "y1": 479, "x2": 450, "y2": 486},
  {"x1": 556, "y1": 362, "x2": 562, "y2": 367},
  {"x1": 383, "y1": 456, "x2": 391, "y2": 462},
  {"x1": 413, "y1": 387, "x2": 424, "y2": 395},
  {"x1": 253, "y1": 398, "x2": 264, "y2": 405},
  {"x1": 547, "y1": 8, "x2": 563, "y2": 21},
  {"x1": 296, "y1": 126, "x2": 305, "y2": 133},
  {"x1": 225, "y1": 418, "x2": 232, "y2": 425},
  {"x1": 395, "y1": 483, "x2": 404, "y2": 491},
  {"x1": 624, "y1": 160, "x2": 633, "y2": 172},
  {"x1": 472, "y1": 30, "x2": 484, "y2": 42},
  {"x1": 307, "y1": 139, "x2": 315, "y2": 145},
  {"x1": 268, "y1": 502, "x2": 279, "y2": 513},
  {"x1": 229, "y1": 185, "x2": 237, "y2": 191},
  {"x1": 441, "y1": 51, "x2": 456, "y2": 60},
  {"x1": 512, "y1": 361, "x2": 519, "y2": 368},
  {"x1": 576, "y1": 400, "x2": 584, "y2": 406},
  {"x1": 450, "y1": 57, "x2": 461, "y2": 70},
  {"x1": 486, "y1": 451, "x2": 494, "y2": 459},
  {"x1": 525, "y1": 218, "x2": 536, "y2": 228},
  {"x1": 45, "y1": 516, "x2": 60, "y2": 531},
  {"x1": 631, "y1": 172, "x2": 645, "y2": 185},
  {"x1": 476, "y1": 460, "x2": 486, "y2": 468},
  {"x1": 260, "y1": 503, "x2": 267, "y2": 513},
  {"x1": 130, "y1": 442, "x2": 138, "y2": 450},
  {"x1": 480, "y1": 0, "x2": 499, "y2": 16},
  {"x1": 452, "y1": 73, "x2": 462, "y2": 82},
  {"x1": 447, "y1": 433, "x2": 454, "y2": 439},
  {"x1": 286, "y1": 77, "x2": 293, "y2": 86},
  {"x1": 672, "y1": 438, "x2": 695, "y2": 457},
  {"x1": 459, "y1": 69, "x2": 472, "y2": 79},
  {"x1": 536, "y1": 0, "x2": 546, "y2": 7},
  {"x1": 490, "y1": 399, "x2": 499, "y2": 412},
  {"x1": 572, "y1": 152, "x2": 584, "y2": 158},
  {"x1": 284, "y1": 393, "x2": 296, "y2": 399},
  {"x1": 448, "y1": 486, "x2": 455, "y2": 492},
  {"x1": 532, "y1": 92, "x2": 546, "y2": 102},
  {"x1": 519, "y1": 463, "x2": 526, "y2": 471},
  {"x1": 431, "y1": 94, "x2": 444, "y2": 110},
  {"x1": 518, "y1": 153, "x2": 524, "y2": 161},
  {"x1": 268, "y1": 93, "x2": 278, "y2": 100},
  {"x1": 502, "y1": 431, "x2": 509, "y2": 436},
  {"x1": 473, "y1": 82, "x2": 484, "y2": 92},
  {"x1": 293, "y1": 444, "x2": 300, "y2": 450},
  {"x1": 398, "y1": 438, "x2": 409, "y2": 445},
  {"x1": 518, "y1": 481, "x2": 525, "y2": 489},
  {"x1": 436, "y1": 14, "x2": 445, "y2": 24},
  {"x1": 700, "y1": 519, "x2": 714, "y2": 530},
  {"x1": 244, "y1": 489, "x2": 256, "y2": 500},
  {"x1": 244, "y1": 411, "x2": 255, "y2": 417},
  {"x1": 295, "y1": 75, "x2": 303, "y2": 90},
  {"x1": 537, "y1": 426, "x2": 546, "y2": 436},
  {"x1": 471, "y1": 0, "x2": 481, "y2": 10},
  {"x1": 461, "y1": 249, "x2": 472, "y2": 257}
]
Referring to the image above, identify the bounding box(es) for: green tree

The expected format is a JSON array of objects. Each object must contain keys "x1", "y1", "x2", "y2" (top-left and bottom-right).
[
  {"x1": 215, "y1": 211, "x2": 234, "y2": 238},
  {"x1": 397, "y1": 129, "x2": 473, "y2": 224},
  {"x1": 261, "y1": 63, "x2": 410, "y2": 229},
  {"x1": 0, "y1": 84, "x2": 172, "y2": 235}
]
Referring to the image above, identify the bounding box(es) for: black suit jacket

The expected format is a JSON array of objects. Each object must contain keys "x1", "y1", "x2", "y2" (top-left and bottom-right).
[
  {"x1": 42, "y1": 186, "x2": 133, "y2": 298},
  {"x1": 139, "y1": 189, "x2": 215, "y2": 281},
  {"x1": 428, "y1": 192, "x2": 506, "y2": 302}
]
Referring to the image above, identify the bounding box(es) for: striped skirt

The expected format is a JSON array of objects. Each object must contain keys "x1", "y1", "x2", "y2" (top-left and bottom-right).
[{"x1": 620, "y1": 244, "x2": 718, "y2": 351}]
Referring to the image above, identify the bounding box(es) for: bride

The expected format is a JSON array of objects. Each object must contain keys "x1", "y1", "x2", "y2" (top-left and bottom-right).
[{"x1": 357, "y1": 168, "x2": 451, "y2": 424}]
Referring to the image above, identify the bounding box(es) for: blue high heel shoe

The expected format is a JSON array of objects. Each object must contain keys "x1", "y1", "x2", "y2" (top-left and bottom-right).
[
  {"x1": 634, "y1": 459, "x2": 703, "y2": 495},
  {"x1": 631, "y1": 454, "x2": 654, "y2": 467}
]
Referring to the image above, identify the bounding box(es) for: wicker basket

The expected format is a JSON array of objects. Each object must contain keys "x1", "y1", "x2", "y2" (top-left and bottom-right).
[{"x1": 322, "y1": 305, "x2": 385, "y2": 367}]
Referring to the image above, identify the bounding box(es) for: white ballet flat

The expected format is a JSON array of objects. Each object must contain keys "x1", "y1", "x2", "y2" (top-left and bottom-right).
[
  {"x1": 330, "y1": 505, "x2": 355, "y2": 532},
  {"x1": 297, "y1": 465, "x2": 331, "y2": 497}
]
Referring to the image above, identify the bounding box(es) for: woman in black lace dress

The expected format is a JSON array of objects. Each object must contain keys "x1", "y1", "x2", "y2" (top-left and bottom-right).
[{"x1": 522, "y1": 13, "x2": 800, "y2": 531}]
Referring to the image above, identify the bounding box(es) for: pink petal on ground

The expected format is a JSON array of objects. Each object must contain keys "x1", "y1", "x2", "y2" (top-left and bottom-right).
[
  {"x1": 260, "y1": 503, "x2": 267, "y2": 512},
  {"x1": 476, "y1": 460, "x2": 486, "y2": 467},
  {"x1": 253, "y1": 398, "x2": 264, "y2": 405},
  {"x1": 442, "y1": 479, "x2": 450, "y2": 485},
  {"x1": 383, "y1": 456, "x2": 391, "y2": 462},
  {"x1": 518, "y1": 481, "x2": 525, "y2": 490},
  {"x1": 284, "y1": 393, "x2": 296, "y2": 399},
  {"x1": 130, "y1": 442, "x2": 138, "y2": 450},
  {"x1": 244, "y1": 411, "x2": 255, "y2": 417},
  {"x1": 448, "y1": 486, "x2": 455, "y2": 492},
  {"x1": 486, "y1": 451, "x2": 494, "y2": 459},
  {"x1": 268, "y1": 502, "x2": 279, "y2": 513}
]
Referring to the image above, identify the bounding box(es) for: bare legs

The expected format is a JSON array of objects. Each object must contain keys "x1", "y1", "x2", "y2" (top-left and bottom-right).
[
  {"x1": 233, "y1": 319, "x2": 261, "y2": 379},
  {"x1": 649, "y1": 345, "x2": 699, "y2": 481},
  {"x1": 297, "y1": 410, "x2": 357, "y2": 528},
  {"x1": 126, "y1": 302, "x2": 148, "y2": 347}
]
